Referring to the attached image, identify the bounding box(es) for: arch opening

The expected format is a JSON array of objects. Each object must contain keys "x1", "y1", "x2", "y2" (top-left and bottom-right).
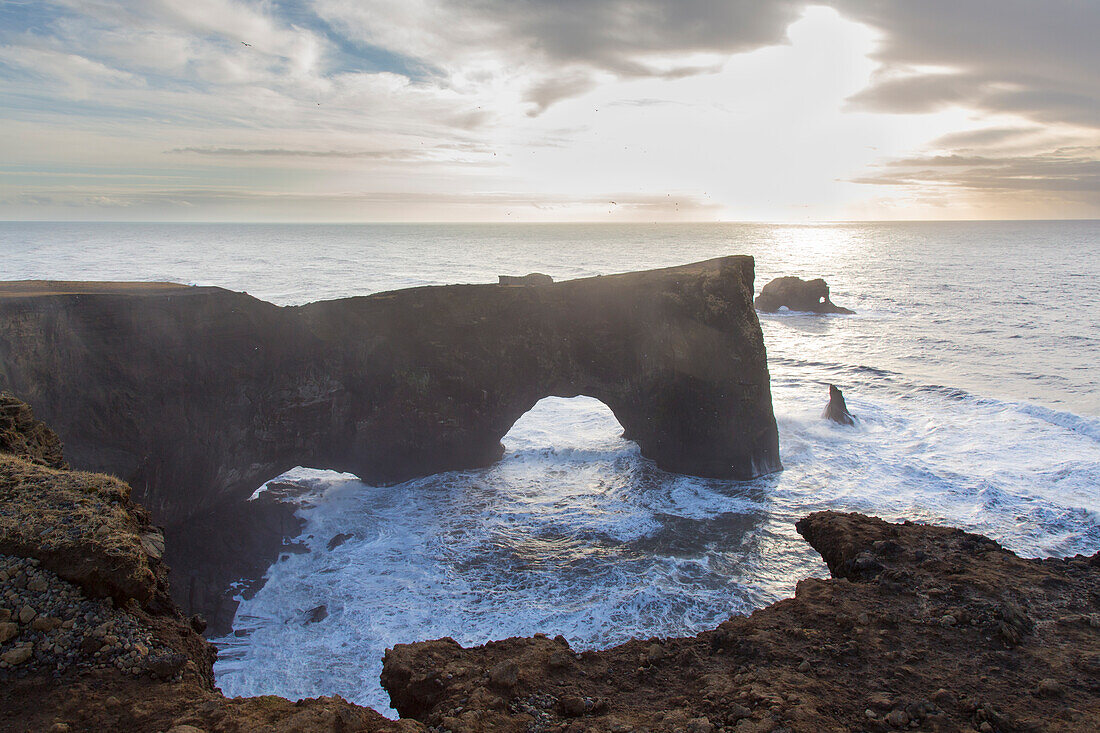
[{"x1": 500, "y1": 396, "x2": 635, "y2": 456}]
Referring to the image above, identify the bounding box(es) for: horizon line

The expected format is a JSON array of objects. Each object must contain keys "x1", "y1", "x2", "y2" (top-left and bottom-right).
[{"x1": 2, "y1": 218, "x2": 1099, "y2": 226}]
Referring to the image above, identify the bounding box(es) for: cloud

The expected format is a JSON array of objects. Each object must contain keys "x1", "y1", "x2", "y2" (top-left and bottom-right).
[
  {"x1": 833, "y1": 0, "x2": 1100, "y2": 129},
  {"x1": 852, "y1": 149, "x2": 1100, "y2": 197},
  {"x1": 314, "y1": 0, "x2": 805, "y2": 113},
  {"x1": 929, "y1": 127, "x2": 1042, "y2": 151},
  {"x1": 168, "y1": 146, "x2": 425, "y2": 159},
  {"x1": 3, "y1": 0, "x2": 1100, "y2": 219}
]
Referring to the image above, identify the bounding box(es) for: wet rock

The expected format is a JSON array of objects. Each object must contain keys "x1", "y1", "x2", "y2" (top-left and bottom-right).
[
  {"x1": 305, "y1": 605, "x2": 328, "y2": 624},
  {"x1": 822, "y1": 384, "x2": 855, "y2": 426},
  {"x1": 326, "y1": 533, "x2": 354, "y2": 551}
]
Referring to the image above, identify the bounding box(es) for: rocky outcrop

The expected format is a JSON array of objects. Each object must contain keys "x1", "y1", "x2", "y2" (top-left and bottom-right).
[
  {"x1": 383, "y1": 512, "x2": 1100, "y2": 732},
  {"x1": 822, "y1": 384, "x2": 855, "y2": 425},
  {"x1": 755, "y1": 276, "x2": 854, "y2": 314},
  {"x1": 0, "y1": 393, "x2": 65, "y2": 469},
  {"x1": 0, "y1": 395, "x2": 414, "y2": 732},
  {"x1": 0, "y1": 257, "x2": 780, "y2": 529},
  {"x1": 0, "y1": 396, "x2": 170, "y2": 609}
]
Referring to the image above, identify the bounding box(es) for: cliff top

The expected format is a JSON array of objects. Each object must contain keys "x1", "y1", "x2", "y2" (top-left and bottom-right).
[{"x1": 0, "y1": 281, "x2": 208, "y2": 299}]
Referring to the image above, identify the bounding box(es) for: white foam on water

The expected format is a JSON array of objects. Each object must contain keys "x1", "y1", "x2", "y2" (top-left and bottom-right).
[{"x1": 213, "y1": 388, "x2": 1100, "y2": 714}]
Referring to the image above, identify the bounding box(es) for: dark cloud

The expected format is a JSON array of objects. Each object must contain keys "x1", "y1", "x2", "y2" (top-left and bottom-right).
[
  {"x1": 478, "y1": 0, "x2": 805, "y2": 76},
  {"x1": 833, "y1": 0, "x2": 1100, "y2": 128}
]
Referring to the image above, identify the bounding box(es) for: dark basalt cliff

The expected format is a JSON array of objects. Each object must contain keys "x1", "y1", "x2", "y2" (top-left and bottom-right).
[{"x1": 0, "y1": 257, "x2": 780, "y2": 528}]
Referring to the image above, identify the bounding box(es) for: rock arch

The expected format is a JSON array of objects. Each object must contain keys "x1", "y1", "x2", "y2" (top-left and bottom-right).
[{"x1": 0, "y1": 257, "x2": 781, "y2": 527}]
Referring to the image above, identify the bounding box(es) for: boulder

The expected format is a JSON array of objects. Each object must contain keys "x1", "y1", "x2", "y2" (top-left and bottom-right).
[{"x1": 754, "y1": 276, "x2": 854, "y2": 314}]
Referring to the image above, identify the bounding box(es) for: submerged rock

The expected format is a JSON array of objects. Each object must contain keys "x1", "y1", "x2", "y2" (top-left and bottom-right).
[
  {"x1": 823, "y1": 384, "x2": 856, "y2": 425},
  {"x1": 305, "y1": 605, "x2": 328, "y2": 624},
  {"x1": 755, "y1": 275, "x2": 854, "y2": 314},
  {"x1": 326, "y1": 532, "x2": 354, "y2": 551}
]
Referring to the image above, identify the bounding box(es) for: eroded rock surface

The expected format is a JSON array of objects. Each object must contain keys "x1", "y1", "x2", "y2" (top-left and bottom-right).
[
  {"x1": 0, "y1": 393, "x2": 65, "y2": 469},
  {"x1": 0, "y1": 257, "x2": 779, "y2": 530},
  {"x1": 755, "y1": 276, "x2": 854, "y2": 314},
  {"x1": 0, "y1": 395, "x2": 414, "y2": 732},
  {"x1": 382, "y1": 512, "x2": 1100, "y2": 732}
]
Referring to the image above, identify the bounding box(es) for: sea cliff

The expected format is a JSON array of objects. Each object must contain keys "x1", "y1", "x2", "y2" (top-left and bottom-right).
[{"x1": 0, "y1": 257, "x2": 779, "y2": 530}]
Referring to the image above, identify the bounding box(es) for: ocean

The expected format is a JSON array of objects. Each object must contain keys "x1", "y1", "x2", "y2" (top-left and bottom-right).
[{"x1": 3, "y1": 220, "x2": 1099, "y2": 714}]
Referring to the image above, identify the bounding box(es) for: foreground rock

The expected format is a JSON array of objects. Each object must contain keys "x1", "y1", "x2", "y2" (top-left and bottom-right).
[
  {"x1": 383, "y1": 512, "x2": 1100, "y2": 732},
  {"x1": 755, "y1": 276, "x2": 854, "y2": 314},
  {"x1": 0, "y1": 257, "x2": 779, "y2": 531},
  {"x1": 0, "y1": 396, "x2": 413, "y2": 732}
]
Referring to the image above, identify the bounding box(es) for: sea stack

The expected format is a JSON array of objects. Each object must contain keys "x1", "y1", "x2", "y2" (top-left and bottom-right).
[
  {"x1": 823, "y1": 384, "x2": 856, "y2": 425},
  {"x1": 755, "y1": 276, "x2": 854, "y2": 314}
]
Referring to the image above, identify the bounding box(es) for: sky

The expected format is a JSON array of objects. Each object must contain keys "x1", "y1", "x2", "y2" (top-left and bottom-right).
[{"x1": 0, "y1": 0, "x2": 1097, "y2": 222}]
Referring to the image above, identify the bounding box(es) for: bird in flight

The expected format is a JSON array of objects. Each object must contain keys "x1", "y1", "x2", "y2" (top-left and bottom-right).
[{"x1": 241, "y1": 41, "x2": 252, "y2": 47}]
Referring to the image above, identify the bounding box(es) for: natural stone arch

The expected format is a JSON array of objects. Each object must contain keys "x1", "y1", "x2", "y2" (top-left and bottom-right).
[{"x1": 0, "y1": 257, "x2": 781, "y2": 528}]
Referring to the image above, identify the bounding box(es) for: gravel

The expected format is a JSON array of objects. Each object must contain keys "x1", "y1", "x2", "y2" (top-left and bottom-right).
[{"x1": 0, "y1": 554, "x2": 179, "y2": 681}]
